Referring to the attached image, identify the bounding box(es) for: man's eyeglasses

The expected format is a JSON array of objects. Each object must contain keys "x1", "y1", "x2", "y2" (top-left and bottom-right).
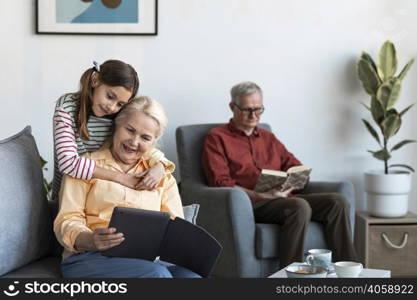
[{"x1": 232, "y1": 103, "x2": 265, "y2": 116}]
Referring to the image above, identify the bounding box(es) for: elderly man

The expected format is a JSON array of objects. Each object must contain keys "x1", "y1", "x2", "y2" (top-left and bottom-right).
[{"x1": 202, "y1": 81, "x2": 357, "y2": 268}]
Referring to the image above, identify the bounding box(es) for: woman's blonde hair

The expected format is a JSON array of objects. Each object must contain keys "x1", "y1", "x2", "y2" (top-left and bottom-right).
[{"x1": 114, "y1": 96, "x2": 168, "y2": 139}]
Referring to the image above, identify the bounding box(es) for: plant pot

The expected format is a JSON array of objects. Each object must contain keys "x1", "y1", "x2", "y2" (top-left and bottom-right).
[{"x1": 364, "y1": 170, "x2": 411, "y2": 218}]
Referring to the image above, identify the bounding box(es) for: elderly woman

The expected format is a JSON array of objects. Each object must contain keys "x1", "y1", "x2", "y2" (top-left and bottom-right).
[{"x1": 54, "y1": 96, "x2": 200, "y2": 278}]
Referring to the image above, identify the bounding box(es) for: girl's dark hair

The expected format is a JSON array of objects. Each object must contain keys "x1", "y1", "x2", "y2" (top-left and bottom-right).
[{"x1": 76, "y1": 59, "x2": 139, "y2": 140}]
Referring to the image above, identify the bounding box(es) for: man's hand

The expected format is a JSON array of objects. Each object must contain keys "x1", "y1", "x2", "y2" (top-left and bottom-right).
[
  {"x1": 257, "y1": 187, "x2": 295, "y2": 200},
  {"x1": 135, "y1": 163, "x2": 164, "y2": 190}
]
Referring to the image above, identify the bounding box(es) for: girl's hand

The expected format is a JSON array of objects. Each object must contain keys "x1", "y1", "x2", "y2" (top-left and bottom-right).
[
  {"x1": 118, "y1": 173, "x2": 141, "y2": 190},
  {"x1": 135, "y1": 163, "x2": 164, "y2": 190}
]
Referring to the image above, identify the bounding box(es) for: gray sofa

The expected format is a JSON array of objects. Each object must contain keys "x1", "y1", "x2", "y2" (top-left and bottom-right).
[
  {"x1": 176, "y1": 123, "x2": 355, "y2": 278},
  {"x1": 0, "y1": 126, "x2": 62, "y2": 277}
]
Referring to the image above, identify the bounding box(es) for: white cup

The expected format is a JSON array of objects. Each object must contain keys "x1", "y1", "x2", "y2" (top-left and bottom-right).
[
  {"x1": 334, "y1": 261, "x2": 363, "y2": 278},
  {"x1": 306, "y1": 249, "x2": 332, "y2": 270}
]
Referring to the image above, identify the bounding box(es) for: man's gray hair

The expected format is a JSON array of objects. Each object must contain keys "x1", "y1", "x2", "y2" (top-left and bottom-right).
[{"x1": 230, "y1": 81, "x2": 262, "y2": 104}]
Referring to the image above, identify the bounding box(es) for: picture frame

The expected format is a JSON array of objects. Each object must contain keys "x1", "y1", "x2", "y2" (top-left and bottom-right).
[{"x1": 36, "y1": 0, "x2": 158, "y2": 35}]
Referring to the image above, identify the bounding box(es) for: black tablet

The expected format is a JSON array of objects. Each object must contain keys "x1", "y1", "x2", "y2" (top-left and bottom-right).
[{"x1": 101, "y1": 206, "x2": 171, "y2": 261}]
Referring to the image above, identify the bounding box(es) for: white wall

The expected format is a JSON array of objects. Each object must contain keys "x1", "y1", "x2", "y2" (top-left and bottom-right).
[{"x1": 1, "y1": 0, "x2": 417, "y2": 213}]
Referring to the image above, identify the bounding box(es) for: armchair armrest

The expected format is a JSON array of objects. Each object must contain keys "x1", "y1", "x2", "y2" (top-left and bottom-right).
[
  {"x1": 299, "y1": 181, "x2": 356, "y2": 233},
  {"x1": 180, "y1": 183, "x2": 261, "y2": 277}
]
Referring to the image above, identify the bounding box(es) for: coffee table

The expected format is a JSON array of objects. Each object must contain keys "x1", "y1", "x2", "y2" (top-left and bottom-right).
[{"x1": 268, "y1": 262, "x2": 391, "y2": 278}]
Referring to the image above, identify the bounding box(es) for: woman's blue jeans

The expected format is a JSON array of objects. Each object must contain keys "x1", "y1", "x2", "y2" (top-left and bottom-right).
[{"x1": 61, "y1": 251, "x2": 201, "y2": 278}]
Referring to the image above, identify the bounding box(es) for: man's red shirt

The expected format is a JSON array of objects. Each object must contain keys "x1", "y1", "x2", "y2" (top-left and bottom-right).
[{"x1": 202, "y1": 120, "x2": 302, "y2": 191}]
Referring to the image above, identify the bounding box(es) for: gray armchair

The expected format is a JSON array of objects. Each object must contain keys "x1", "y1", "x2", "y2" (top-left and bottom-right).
[{"x1": 176, "y1": 123, "x2": 355, "y2": 278}]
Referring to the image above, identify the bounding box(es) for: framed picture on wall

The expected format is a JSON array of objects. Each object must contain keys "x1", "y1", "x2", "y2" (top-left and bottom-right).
[{"x1": 36, "y1": 0, "x2": 158, "y2": 35}]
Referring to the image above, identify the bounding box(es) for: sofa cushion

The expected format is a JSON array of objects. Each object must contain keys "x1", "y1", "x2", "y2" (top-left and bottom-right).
[
  {"x1": 0, "y1": 126, "x2": 54, "y2": 276},
  {"x1": 183, "y1": 204, "x2": 200, "y2": 224},
  {"x1": 255, "y1": 222, "x2": 327, "y2": 259},
  {"x1": 1, "y1": 257, "x2": 62, "y2": 278}
]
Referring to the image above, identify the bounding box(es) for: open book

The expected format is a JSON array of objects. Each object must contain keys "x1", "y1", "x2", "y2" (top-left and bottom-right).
[{"x1": 254, "y1": 165, "x2": 312, "y2": 193}]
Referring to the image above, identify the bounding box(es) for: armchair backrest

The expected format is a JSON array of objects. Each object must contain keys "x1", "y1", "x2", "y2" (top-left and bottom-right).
[{"x1": 176, "y1": 123, "x2": 271, "y2": 186}]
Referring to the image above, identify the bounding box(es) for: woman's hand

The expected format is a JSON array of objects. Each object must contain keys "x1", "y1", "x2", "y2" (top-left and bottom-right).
[
  {"x1": 116, "y1": 162, "x2": 164, "y2": 190},
  {"x1": 91, "y1": 227, "x2": 124, "y2": 251},
  {"x1": 135, "y1": 162, "x2": 164, "y2": 190},
  {"x1": 117, "y1": 173, "x2": 141, "y2": 190},
  {"x1": 74, "y1": 227, "x2": 124, "y2": 252}
]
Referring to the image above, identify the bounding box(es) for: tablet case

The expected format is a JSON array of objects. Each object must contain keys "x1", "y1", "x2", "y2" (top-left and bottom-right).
[{"x1": 102, "y1": 207, "x2": 222, "y2": 277}]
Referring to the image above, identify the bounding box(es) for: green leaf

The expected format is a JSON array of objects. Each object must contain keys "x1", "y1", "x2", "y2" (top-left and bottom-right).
[
  {"x1": 376, "y1": 79, "x2": 401, "y2": 109},
  {"x1": 370, "y1": 149, "x2": 391, "y2": 161},
  {"x1": 391, "y1": 139, "x2": 417, "y2": 151},
  {"x1": 40, "y1": 156, "x2": 47, "y2": 168},
  {"x1": 43, "y1": 178, "x2": 51, "y2": 193},
  {"x1": 370, "y1": 96, "x2": 385, "y2": 124},
  {"x1": 389, "y1": 164, "x2": 415, "y2": 173},
  {"x1": 378, "y1": 41, "x2": 398, "y2": 81},
  {"x1": 362, "y1": 119, "x2": 381, "y2": 145},
  {"x1": 357, "y1": 59, "x2": 381, "y2": 96},
  {"x1": 361, "y1": 51, "x2": 379, "y2": 74},
  {"x1": 398, "y1": 59, "x2": 414, "y2": 81},
  {"x1": 386, "y1": 108, "x2": 398, "y2": 116},
  {"x1": 381, "y1": 114, "x2": 402, "y2": 139},
  {"x1": 386, "y1": 109, "x2": 399, "y2": 124},
  {"x1": 399, "y1": 103, "x2": 415, "y2": 117}
]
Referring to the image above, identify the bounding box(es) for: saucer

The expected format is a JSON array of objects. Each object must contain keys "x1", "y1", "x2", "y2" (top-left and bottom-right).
[{"x1": 285, "y1": 264, "x2": 328, "y2": 278}]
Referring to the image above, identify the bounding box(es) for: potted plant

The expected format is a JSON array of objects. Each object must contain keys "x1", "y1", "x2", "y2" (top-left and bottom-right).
[
  {"x1": 357, "y1": 40, "x2": 415, "y2": 217},
  {"x1": 40, "y1": 155, "x2": 52, "y2": 201}
]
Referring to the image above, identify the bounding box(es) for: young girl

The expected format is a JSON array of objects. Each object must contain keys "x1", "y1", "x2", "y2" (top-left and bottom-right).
[{"x1": 52, "y1": 60, "x2": 173, "y2": 202}]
